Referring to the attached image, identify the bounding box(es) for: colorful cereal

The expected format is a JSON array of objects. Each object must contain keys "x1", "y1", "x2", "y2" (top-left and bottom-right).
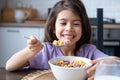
[{"x1": 55, "y1": 60, "x2": 89, "y2": 68}]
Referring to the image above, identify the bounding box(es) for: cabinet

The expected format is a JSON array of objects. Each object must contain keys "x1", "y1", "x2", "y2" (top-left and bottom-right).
[
  {"x1": 0, "y1": 27, "x2": 44, "y2": 67},
  {"x1": 91, "y1": 24, "x2": 120, "y2": 56}
]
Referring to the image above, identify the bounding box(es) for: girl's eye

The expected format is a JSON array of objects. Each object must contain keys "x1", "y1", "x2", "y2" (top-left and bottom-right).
[
  {"x1": 74, "y1": 23, "x2": 81, "y2": 26},
  {"x1": 74, "y1": 23, "x2": 79, "y2": 25},
  {"x1": 60, "y1": 22, "x2": 66, "y2": 26}
]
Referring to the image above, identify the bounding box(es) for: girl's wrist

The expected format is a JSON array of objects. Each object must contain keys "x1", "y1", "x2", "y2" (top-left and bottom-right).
[{"x1": 26, "y1": 47, "x2": 37, "y2": 57}]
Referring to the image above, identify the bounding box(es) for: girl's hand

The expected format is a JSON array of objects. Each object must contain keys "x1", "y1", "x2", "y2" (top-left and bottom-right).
[
  {"x1": 27, "y1": 35, "x2": 43, "y2": 54},
  {"x1": 86, "y1": 56, "x2": 120, "y2": 80},
  {"x1": 87, "y1": 60, "x2": 97, "y2": 80}
]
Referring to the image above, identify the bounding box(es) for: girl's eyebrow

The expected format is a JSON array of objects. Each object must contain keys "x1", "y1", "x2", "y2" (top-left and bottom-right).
[
  {"x1": 59, "y1": 19, "x2": 81, "y2": 21},
  {"x1": 59, "y1": 19, "x2": 66, "y2": 21},
  {"x1": 73, "y1": 20, "x2": 81, "y2": 22}
]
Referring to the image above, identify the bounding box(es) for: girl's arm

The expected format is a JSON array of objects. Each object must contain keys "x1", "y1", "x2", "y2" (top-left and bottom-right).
[{"x1": 5, "y1": 35, "x2": 43, "y2": 71}]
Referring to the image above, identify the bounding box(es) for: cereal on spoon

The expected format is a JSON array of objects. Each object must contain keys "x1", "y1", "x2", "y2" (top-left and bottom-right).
[{"x1": 53, "y1": 39, "x2": 71, "y2": 47}]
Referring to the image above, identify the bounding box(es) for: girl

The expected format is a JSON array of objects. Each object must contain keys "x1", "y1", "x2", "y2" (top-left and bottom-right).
[{"x1": 6, "y1": 0, "x2": 117, "y2": 80}]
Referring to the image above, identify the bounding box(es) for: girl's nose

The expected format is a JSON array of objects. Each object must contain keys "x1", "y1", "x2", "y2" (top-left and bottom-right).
[{"x1": 65, "y1": 23, "x2": 73, "y2": 31}]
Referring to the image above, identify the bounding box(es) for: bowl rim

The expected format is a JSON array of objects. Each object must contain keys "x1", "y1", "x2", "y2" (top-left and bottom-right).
[{"x1": 48, "y1": 56, "x2": 92, "y2": 70}]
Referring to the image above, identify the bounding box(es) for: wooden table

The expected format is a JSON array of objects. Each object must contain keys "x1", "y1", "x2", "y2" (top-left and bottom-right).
[
  {"x1": 0, "y1": 67, "x2": 55, "y2": 80},
  {"x1": 0, "y1": 67, "x2": 38, "y2": 80}
]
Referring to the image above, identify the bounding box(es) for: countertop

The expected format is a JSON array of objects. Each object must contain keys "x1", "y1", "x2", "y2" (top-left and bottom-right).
[
  {"x1": 92, "y1": 24, "x2": 120, "y2": 29},
  {"x1": 0, "y1": 22, "x2": 45, "y2": 27},
  {"x1": 0, "y1": 22, "x2": 120, "y2": 29}
]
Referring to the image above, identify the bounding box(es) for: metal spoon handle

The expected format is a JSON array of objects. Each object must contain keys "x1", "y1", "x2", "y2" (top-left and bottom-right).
[{"x1": 23, "y1": 36, "x2": 30, "y2": 39}]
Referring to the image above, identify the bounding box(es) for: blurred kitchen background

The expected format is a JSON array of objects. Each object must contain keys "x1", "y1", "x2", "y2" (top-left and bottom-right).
[{"x1": 0, "y1": 0, "x2": 120, "y2": 67}]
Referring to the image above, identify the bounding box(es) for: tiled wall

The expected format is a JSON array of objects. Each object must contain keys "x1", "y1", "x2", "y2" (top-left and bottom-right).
[
  {"x1": 82, "y1": 0, "x2": 120, "y2": 23},
  {"x1": 0, "y1": 0, "x2": 120, "y2": 24},
  {"x1": 6, "y1": 0, "x2": 120, "y2": 23},
  {"x1": 7, "y1": 0, "x2": 58, "y2": 19},
  {"x1": 1, "y1": 0, "x2": 120, "y2": 22}
]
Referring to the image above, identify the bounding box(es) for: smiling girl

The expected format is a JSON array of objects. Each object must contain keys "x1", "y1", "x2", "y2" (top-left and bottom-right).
[{"x1": 6, "y1": 0, "x2": 113, "y2": 80}]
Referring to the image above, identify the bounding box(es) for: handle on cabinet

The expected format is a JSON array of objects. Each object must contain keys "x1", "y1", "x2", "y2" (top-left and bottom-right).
[
  {"x1": 7, "y1": 29, "x2": 20, "y2": 33},
  {"x1": 106, "y1": 30, "x2": 111, "y2": 38}
]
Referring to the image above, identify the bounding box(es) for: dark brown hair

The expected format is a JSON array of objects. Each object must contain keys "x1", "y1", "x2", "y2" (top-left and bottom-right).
[{"x1": 44, "y1": 0, "x2": 91, "y2": 52}]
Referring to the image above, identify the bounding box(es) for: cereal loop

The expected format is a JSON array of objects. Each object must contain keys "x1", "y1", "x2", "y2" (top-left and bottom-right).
[{"x1": 55, "y1": 60, "x2": 88, "y2": 68}]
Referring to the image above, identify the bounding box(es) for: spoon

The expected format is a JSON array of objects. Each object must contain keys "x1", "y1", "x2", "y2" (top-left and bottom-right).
[
  {"x1": 23, "y1": 36, "x2": 69, "y2": 47},
  {"x1": 23, "y1": 36, "x2": 30, "y2": 39}
]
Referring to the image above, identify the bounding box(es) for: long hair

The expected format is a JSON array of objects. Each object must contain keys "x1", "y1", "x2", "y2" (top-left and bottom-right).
[{"x1": 44, "y1": 0, "x2": 91, "y2": 52}]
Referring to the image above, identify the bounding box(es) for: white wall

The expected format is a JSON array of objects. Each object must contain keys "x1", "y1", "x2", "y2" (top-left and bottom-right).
[
  {"x1": 6, "y1": 0, "x2": 120, "y2": 23},
  {"x1": 82, "y1": 0, "x2": 120, "y2": 23}
]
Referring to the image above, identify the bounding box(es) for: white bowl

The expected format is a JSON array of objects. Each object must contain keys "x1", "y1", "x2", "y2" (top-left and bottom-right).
[{"x1": 48, "y1": 56, "x2": 92, "y2": 80}]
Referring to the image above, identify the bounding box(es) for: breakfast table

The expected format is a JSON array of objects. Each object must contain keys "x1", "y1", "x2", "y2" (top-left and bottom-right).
[{"x1": 0, "y1": 67, "x2": 55, "y2": 80}]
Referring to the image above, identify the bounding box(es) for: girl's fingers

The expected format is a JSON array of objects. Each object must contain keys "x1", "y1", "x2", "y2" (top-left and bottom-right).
[
  {"x1": 26, "y1": 35, "x2": 43, "y2": 53},
  {"x1": 28, "y1": 41, "x2": 40, "y2": 49},
  {"x1": 87, "y1": 64, "x2": 97, "y2": 74},
  {"x1": 87, "y1": 76, "x2": 94, "y2": 80},
  {"x1": 91, "y1": 60, "x2": 97, "y2": 65},
  {"x1": 27, "y1": 39, "x2": 43, "y2": 53},
  {"x1": 29, "y1": 44, "x2": 43, "y2": 53},
  {"x1": 28, "y1": 39, "x2": 41, "y2": 49},
  {"x1": 87, "y1": 60, "x2": 97, "y2": 74},
  {"x1": 27, "y1": 35, "x2": 38, "y2": 44}
]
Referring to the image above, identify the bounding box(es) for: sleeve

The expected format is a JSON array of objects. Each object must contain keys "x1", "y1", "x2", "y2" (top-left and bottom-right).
[
  {"x1": 90, "y1": 45, "x2": 109, "y2": 60},
  {"x1": 80, "y1": 44, "x2": 109, "y2": 60},
  {"x1": 28, "y1": 43, "x2": 57, "y2": 69}
]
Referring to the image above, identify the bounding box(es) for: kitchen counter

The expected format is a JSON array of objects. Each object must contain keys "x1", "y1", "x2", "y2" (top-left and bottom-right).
[
  {"x1": 0, "y1": 22, "x2": 45, "y2": 27},
  {"x1": 0, "y1": 23, "x2": 120, "y2": 29},
  {"x1": 92, "y1": 24, "x2": 120, "y2": 29}
]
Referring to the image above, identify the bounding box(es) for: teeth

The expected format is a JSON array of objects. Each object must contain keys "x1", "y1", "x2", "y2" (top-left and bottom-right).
[{"x1": 63, "y1": 36, "x2": 73, "y2": 39}]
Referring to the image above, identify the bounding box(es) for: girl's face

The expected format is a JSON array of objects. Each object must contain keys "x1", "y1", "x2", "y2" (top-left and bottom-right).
[{"x1": 54, "y1": 9, "x2": 82, "y2": 46}]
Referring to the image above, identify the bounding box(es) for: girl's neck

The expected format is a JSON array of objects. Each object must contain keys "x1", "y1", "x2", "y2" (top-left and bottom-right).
[{"x1": 60, "y1": 45, "x2": 76, "y2": 56}]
